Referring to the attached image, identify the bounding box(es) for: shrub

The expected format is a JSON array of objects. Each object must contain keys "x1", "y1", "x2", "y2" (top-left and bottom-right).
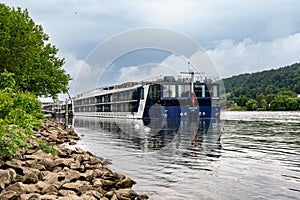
[{"x1": 0, "y1": 71, "x2": 47, "y2": 159}]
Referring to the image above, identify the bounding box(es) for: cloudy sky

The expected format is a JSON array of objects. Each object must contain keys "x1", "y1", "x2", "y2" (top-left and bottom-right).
[{"x1": 2, "y1": 0, "x2": 300, "y2": 92}]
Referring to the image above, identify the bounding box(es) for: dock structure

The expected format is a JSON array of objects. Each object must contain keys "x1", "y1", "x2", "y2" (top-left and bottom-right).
[{"x1": 42, "y1": 100, "x2": 73, "y2": 118}]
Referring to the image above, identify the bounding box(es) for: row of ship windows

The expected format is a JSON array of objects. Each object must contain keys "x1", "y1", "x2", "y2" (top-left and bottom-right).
[
  {"x1": 74, "y1": 89, "x2": 139, "y2": 106},
  {"x1": 74, "y1": 102, "x2": 138, "y2": 113},
  {"x1": 159, "y1": 84, "x2": 219, "y2": 98},
  {"x1": 74, "y1": 85, "x2": 218, "y2": 106}
]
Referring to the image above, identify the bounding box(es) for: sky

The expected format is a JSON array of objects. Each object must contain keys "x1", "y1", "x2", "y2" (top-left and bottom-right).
[{"x1": 1, "y1": 0, "x2": 300, "y2": 94}]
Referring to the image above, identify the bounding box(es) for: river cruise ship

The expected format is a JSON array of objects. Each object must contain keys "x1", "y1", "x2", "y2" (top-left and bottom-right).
[{"x1": 72, "y1": 73, "x2": 221, "y2": 121}]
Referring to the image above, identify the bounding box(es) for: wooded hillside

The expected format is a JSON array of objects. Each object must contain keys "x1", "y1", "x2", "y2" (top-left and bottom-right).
[
  {"x1": 223, "y1": 63, "x2": 300, "y2": 99},
  {"x1": 223, "y1": 63, "x2": 300, "y2": 111}
]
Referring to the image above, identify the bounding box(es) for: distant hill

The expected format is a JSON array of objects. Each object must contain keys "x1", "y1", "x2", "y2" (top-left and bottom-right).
[{"x1": 223, "y1": 63, "x2": 300, "y2": 99}]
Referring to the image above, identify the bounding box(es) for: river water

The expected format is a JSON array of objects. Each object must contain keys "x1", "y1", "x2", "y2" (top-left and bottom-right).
[{"x1": 68, "y1": 111, "x2": 300, "y2": 200}]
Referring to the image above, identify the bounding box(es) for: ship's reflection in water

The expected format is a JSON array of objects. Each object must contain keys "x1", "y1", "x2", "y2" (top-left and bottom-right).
[{"x1": 73, "y1": 117, "x2": 222, "y2": 160}]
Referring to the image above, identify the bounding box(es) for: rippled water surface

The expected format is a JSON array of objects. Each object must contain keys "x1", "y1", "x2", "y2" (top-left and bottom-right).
[{"x1": 70, "y1": 111, "x2": 300, "y2": 200}]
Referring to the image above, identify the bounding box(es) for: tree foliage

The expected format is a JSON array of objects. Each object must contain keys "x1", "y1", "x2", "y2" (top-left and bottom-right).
[
  {"x1": 0, "y1": 71, "x2": 46, "y2": 159},
  {"x1": 0, "y1": 3, "x2": 71, "y2": 98},
  {"x1": 224, "y1": 63, "x2": 300, "y2": 111},
  {"x1": 223, "y1": 63, "x2": 300, "y2": 99},
  {"x1": 246, "y1": 99, "x2": 258, "y2": 111}
]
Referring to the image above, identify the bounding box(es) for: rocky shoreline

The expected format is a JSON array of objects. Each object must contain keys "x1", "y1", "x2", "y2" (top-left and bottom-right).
[{"x1": 0, "y1": 119, "x2": 148, "y2": 200}]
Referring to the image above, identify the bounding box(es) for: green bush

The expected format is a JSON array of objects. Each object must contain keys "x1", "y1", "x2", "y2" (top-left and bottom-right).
[
  {"x1": 36, "y1": 141, "x2": 57, "y2": 156},
  {"x1": 0, "y1": 71, "x2": 46, "y2": 159},
  {"x1": 228, "y1": 106, "x2": 246, "y2": 111},
  {"x1": 246, "y1": 99, "x2": 258, "y2": 111}
]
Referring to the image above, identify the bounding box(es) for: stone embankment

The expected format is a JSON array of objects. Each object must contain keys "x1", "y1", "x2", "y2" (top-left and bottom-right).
[{"x1": 0, "y1": 119, "x2": 148, "y2": 200}]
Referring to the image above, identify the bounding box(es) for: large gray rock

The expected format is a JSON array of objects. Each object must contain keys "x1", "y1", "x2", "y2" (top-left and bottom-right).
[
  {"x1": 80, "y1": 169, "x2": 94, "y2": 182},
  {"x1": 7, "y1": 168, "x2": 17, "y2": 181},
  {"x1": 58, "y1": 195, "x2": 81, "y2": 200},
  {"x1": 52, "y1": 158, "x2": 74, "y2": 168},
  {"x1": 0, "y1": 190, "x2": 17, "y2": 200},
  {"x1": 62, "y1": 180, "x2": 92, "y2": 195},
  {"x1": 4, "y1": 182, "x2": 26, "y2": 195},
  {"x1": 92, "y1": 178, "x2": 102, "y2": 188},
  {"x1": 20, "y1": 193, "x2": 41, "y2": 200},
  {"x1": 23, "y1": 184, "x2": 39, "y2": 194},
  {"x1": 22, "y1": 167, "x2": 42, "y2": 184},
  {"x1": 43, "y1": 171, "x2": 64, "y2": 186},
  {"x1": 38, "y1": 157, "x2": 55, "y2": 171},
  {"x1": 36, "y1": 181, "x2": 58, "y2": 195},
  {"x1": 81, "y1": 193, "x2": 97, "y2": 200},
  {"x1": 3, "y1": 159, "x2": 24, "y2": 174},
  {"x1": 84, "y1": 190, "x2": 103, "y2": 199},
  {"x1": 58, "y1": 189, "x2": 77, "y2": 197},
  {"x1": 60, "y1": 168, "x2": 81, "y2": 183},
  {"x1": 69, "y1": 160, "x2": 80, "y2": 170},
  {"x1": 115, "y1": 177, "x2": 136, "y2": 189},
  {"x1": 0, "y1": 169, "x2": 11, "y2": 190},
  {"x1": 116, "y1": 188, "x2": 138, "y2": 198},
  {"x1": 39, "y1": 194, "x2": 57, "y2": 200},
  {"x1": 24, "y1": 159, "x2": 46, "y2": 171}
]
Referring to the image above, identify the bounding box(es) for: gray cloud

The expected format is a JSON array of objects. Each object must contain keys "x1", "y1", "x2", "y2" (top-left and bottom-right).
[
  {"x1": 2, "y1": 0, "x2": 300, "y2": 84},
  {"x1": 207, "y1": 33, "x2": 300, "y2": 77}
]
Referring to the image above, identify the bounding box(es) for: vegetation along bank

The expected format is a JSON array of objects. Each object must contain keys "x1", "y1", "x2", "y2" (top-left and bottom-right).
[{"x1": 223, "y1": 63, "x2": 300, "y2": 111}]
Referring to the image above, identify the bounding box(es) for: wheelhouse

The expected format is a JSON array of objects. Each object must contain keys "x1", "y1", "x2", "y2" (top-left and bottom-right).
[{"x1": 143, "y1": 81, "x2": 220, "y2": 120}]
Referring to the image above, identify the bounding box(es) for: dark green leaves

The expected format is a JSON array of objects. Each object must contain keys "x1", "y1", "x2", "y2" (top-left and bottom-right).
[{"x1": 0, "y1": 3, "x2": 71, "y2": 98}]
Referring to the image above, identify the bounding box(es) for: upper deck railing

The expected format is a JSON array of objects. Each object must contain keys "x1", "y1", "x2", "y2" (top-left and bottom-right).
[{"x1": 141, "y1": 74, "x2": 219, "y2": 85}]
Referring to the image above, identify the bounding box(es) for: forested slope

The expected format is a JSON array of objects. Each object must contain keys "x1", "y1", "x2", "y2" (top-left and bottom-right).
[
  {"x1": 223, "y1": 63, "x2": 300, "y2": 99},
  {"x1": 223, "y1": 63, "x2": 300, "y2": 111}
]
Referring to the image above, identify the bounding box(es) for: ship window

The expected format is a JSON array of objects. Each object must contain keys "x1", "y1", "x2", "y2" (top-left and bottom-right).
[
  {"x1": 153, "y1": 85, "x2": 160, "y2": 98},
  {"x1": 141, "y1": 88, "x2": 144, "y2": 100},
  {"x1": 148, "y1": 85, "x2": 160, "y2": 99},
  {"x1": 163, "y1": 84, "x2": 176, "y2": 98},
  {"x1": 148, "y1": 87, "x2": 153, "y2": 98},
  {"x1": 195, "y1": 85, "x2": 206, "y2": 97},
  {"x1": 178, "y1": 84, "x2": 190, "y2": 97},
  {"x1": 124, "y1": 103, "x2": 128, "y2": 112},
  {"x1": 212, "y1": 85, "x2": 218, "y2": 98},
  {"x1": 104, "y1": 104, "x2": 111, "y2": 112},
  {"x1": 96, "y1": 96, "x2": 101, "y2": 103}
]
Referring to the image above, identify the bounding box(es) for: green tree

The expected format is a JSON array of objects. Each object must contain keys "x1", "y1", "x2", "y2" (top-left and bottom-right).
[
  {"x1": 236, "y1": 95, "x2": 248, "y2": 107},
  {"x1": 286, "y1": 98, "x2": 298, "y2": 111},
  {"x1": 246, "y1": 99, "x2": 258, "y2": 111},
  {"x1": 265, "y1": 94, "x2": 276, "y2": 104},
  {"x1": 0, "y1": 4, "x2": 71, "y2": 98},
  {"x1": 270, "y1": 96, "x2": 287, "y2": 111},
  {"x1": 297, "y1": 98, "x2": 300, "y2": 110},
  {"x1": 259, "y1": 99, "x2": 268, "y2": 110}
]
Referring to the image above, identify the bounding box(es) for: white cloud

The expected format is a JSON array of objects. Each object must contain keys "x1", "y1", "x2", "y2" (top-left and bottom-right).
[
  {"x1": 58, "y1": 51, "x2": 98, "y2": 95},
  {"x1": 2, "y1": 0, "x2": 300, "y2": 97},
  {"x1": 3, "y1": 0, "x2": 300, "y2": 58},
  {"x1": 207, "y1": 33, "x2": 300, "y2": 77},
  {"x1": 117, "y1": 64, "x2": 179, "y2": 84},
  {"x1": 116, "y1": 49, "x2": 222, "y2": 85}
]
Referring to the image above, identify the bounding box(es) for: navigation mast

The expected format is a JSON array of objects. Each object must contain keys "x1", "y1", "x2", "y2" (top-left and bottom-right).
[{"x1": 180, "y1": 71, "x2": 204, "y2": 94}]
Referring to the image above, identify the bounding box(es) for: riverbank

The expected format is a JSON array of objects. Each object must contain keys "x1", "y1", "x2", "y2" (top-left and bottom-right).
[{"x1": 0, "y1": 119, "x2": 148, "y2": 200}]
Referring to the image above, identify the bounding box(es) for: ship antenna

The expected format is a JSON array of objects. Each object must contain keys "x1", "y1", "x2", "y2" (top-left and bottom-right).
[{"x1": 180, "y1": 60, "x2": 204, "y2": 95}]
